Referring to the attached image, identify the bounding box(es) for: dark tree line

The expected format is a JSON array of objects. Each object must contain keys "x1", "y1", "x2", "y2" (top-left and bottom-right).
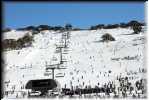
[
  {"x1": 3, "y1": 20, "x2": 145, "y2": 33},
  {"x1": 2, "y1": 28, "x2": 11, "y2": 33},
  {"x1": 90, "y1": 20, "x2": 145, "y2": 30},
  {"x1": 16, "y1": 24, "x2": 73, "y2": 32},
  {"x1": 2, "y1": 33, "x2": 33, "y2": 50}
]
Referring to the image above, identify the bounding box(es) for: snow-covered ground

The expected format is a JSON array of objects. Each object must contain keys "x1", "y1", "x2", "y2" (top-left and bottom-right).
[
  {"x1": 2, "y1": 27, "x2": 146, "y2": 98},
  {"x1": 2, "y1": 30, "x2": 31, "y2": 40}
]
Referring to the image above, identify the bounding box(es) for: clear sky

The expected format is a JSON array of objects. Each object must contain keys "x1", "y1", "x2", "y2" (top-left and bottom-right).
[{"x1": 3, "y1": 2, "x2": 145, "y2": 29}]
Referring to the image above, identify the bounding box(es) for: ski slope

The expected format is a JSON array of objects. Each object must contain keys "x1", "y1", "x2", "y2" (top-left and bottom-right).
[{"x1": 3, "y1": 27, "x2": 146, "y2": 97}]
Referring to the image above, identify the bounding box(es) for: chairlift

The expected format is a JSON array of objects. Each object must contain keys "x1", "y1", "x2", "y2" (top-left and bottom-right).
[
  {"x1": 44, "y1": 72, "x2": 52, "y2": 76},
  {"x1": 52, "y1": 57, "x2": 58, "y2": 61},
  {"x1": 63, "y1": 49, "x2": 69, "y2": 52},
  {"x1": 58, "y1": 66, "x2": 67, "y2": 69},
  {"x1": 45, "y1": 70, "x2": 52, "y2": 72},
  {"x1": 55, "y1": 49, "x2": 60, "y2": 53},
  {"x1": 62, "y1": 52, "x2": 68, "y2": 54},
  {"x1": 55, "y1": 73, "x2": 65, "y2": 78}
]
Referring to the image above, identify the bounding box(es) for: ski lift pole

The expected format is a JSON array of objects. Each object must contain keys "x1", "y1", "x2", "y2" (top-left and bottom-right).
[
  {"x1": 60, "y1": 47, "x2": 63, "y2": 64},
  {"x1": 64, "y1": 36, "x2": 67, "y2": 48},
  {"x1": 51, "y1": 68, "x2": 55, "y2": 80},
  {"x1": 46, "y1": 64, "x2": 56, "y2": 80},
  {"x1": 67, "y1": 31, "x2": 70, "y2": 39},
  {"x1": 46, "y1": 67, "x2": 56, "y2": 80}
]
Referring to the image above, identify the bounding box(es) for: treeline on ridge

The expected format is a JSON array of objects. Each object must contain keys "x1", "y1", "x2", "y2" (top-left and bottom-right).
[
  {"x1": 90, "y1": 20, "x2": 145, "y2": 30},
  {"x1": 16, "y1": 24, "x2": 73, "y2": 32},
  {"x1": 3, "y1": 20, "x2": 145, "y2": 33}
]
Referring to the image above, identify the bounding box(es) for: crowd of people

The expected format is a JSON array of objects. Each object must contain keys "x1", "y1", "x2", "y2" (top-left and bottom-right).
[{"x1": 61, "y1": 76, "x2": 146, "y2": 98}]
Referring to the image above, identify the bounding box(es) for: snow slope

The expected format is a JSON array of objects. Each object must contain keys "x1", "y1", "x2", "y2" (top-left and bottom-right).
[
  {"x1": 3, "y1": 27, "x2": 146, "y2": 96},
  {"x1": 2, "y1": 30, "x2": 31, "y2": 40}
]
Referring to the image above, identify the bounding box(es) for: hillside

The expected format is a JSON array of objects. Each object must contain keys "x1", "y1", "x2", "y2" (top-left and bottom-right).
[{"x1": 2, "y1": 26, "x2": 146, "y2": 98}]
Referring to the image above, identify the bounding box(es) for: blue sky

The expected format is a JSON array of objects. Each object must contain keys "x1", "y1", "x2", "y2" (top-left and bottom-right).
[{"x1": 3, "y1": 2, "x2": 145, "y2": 29}]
